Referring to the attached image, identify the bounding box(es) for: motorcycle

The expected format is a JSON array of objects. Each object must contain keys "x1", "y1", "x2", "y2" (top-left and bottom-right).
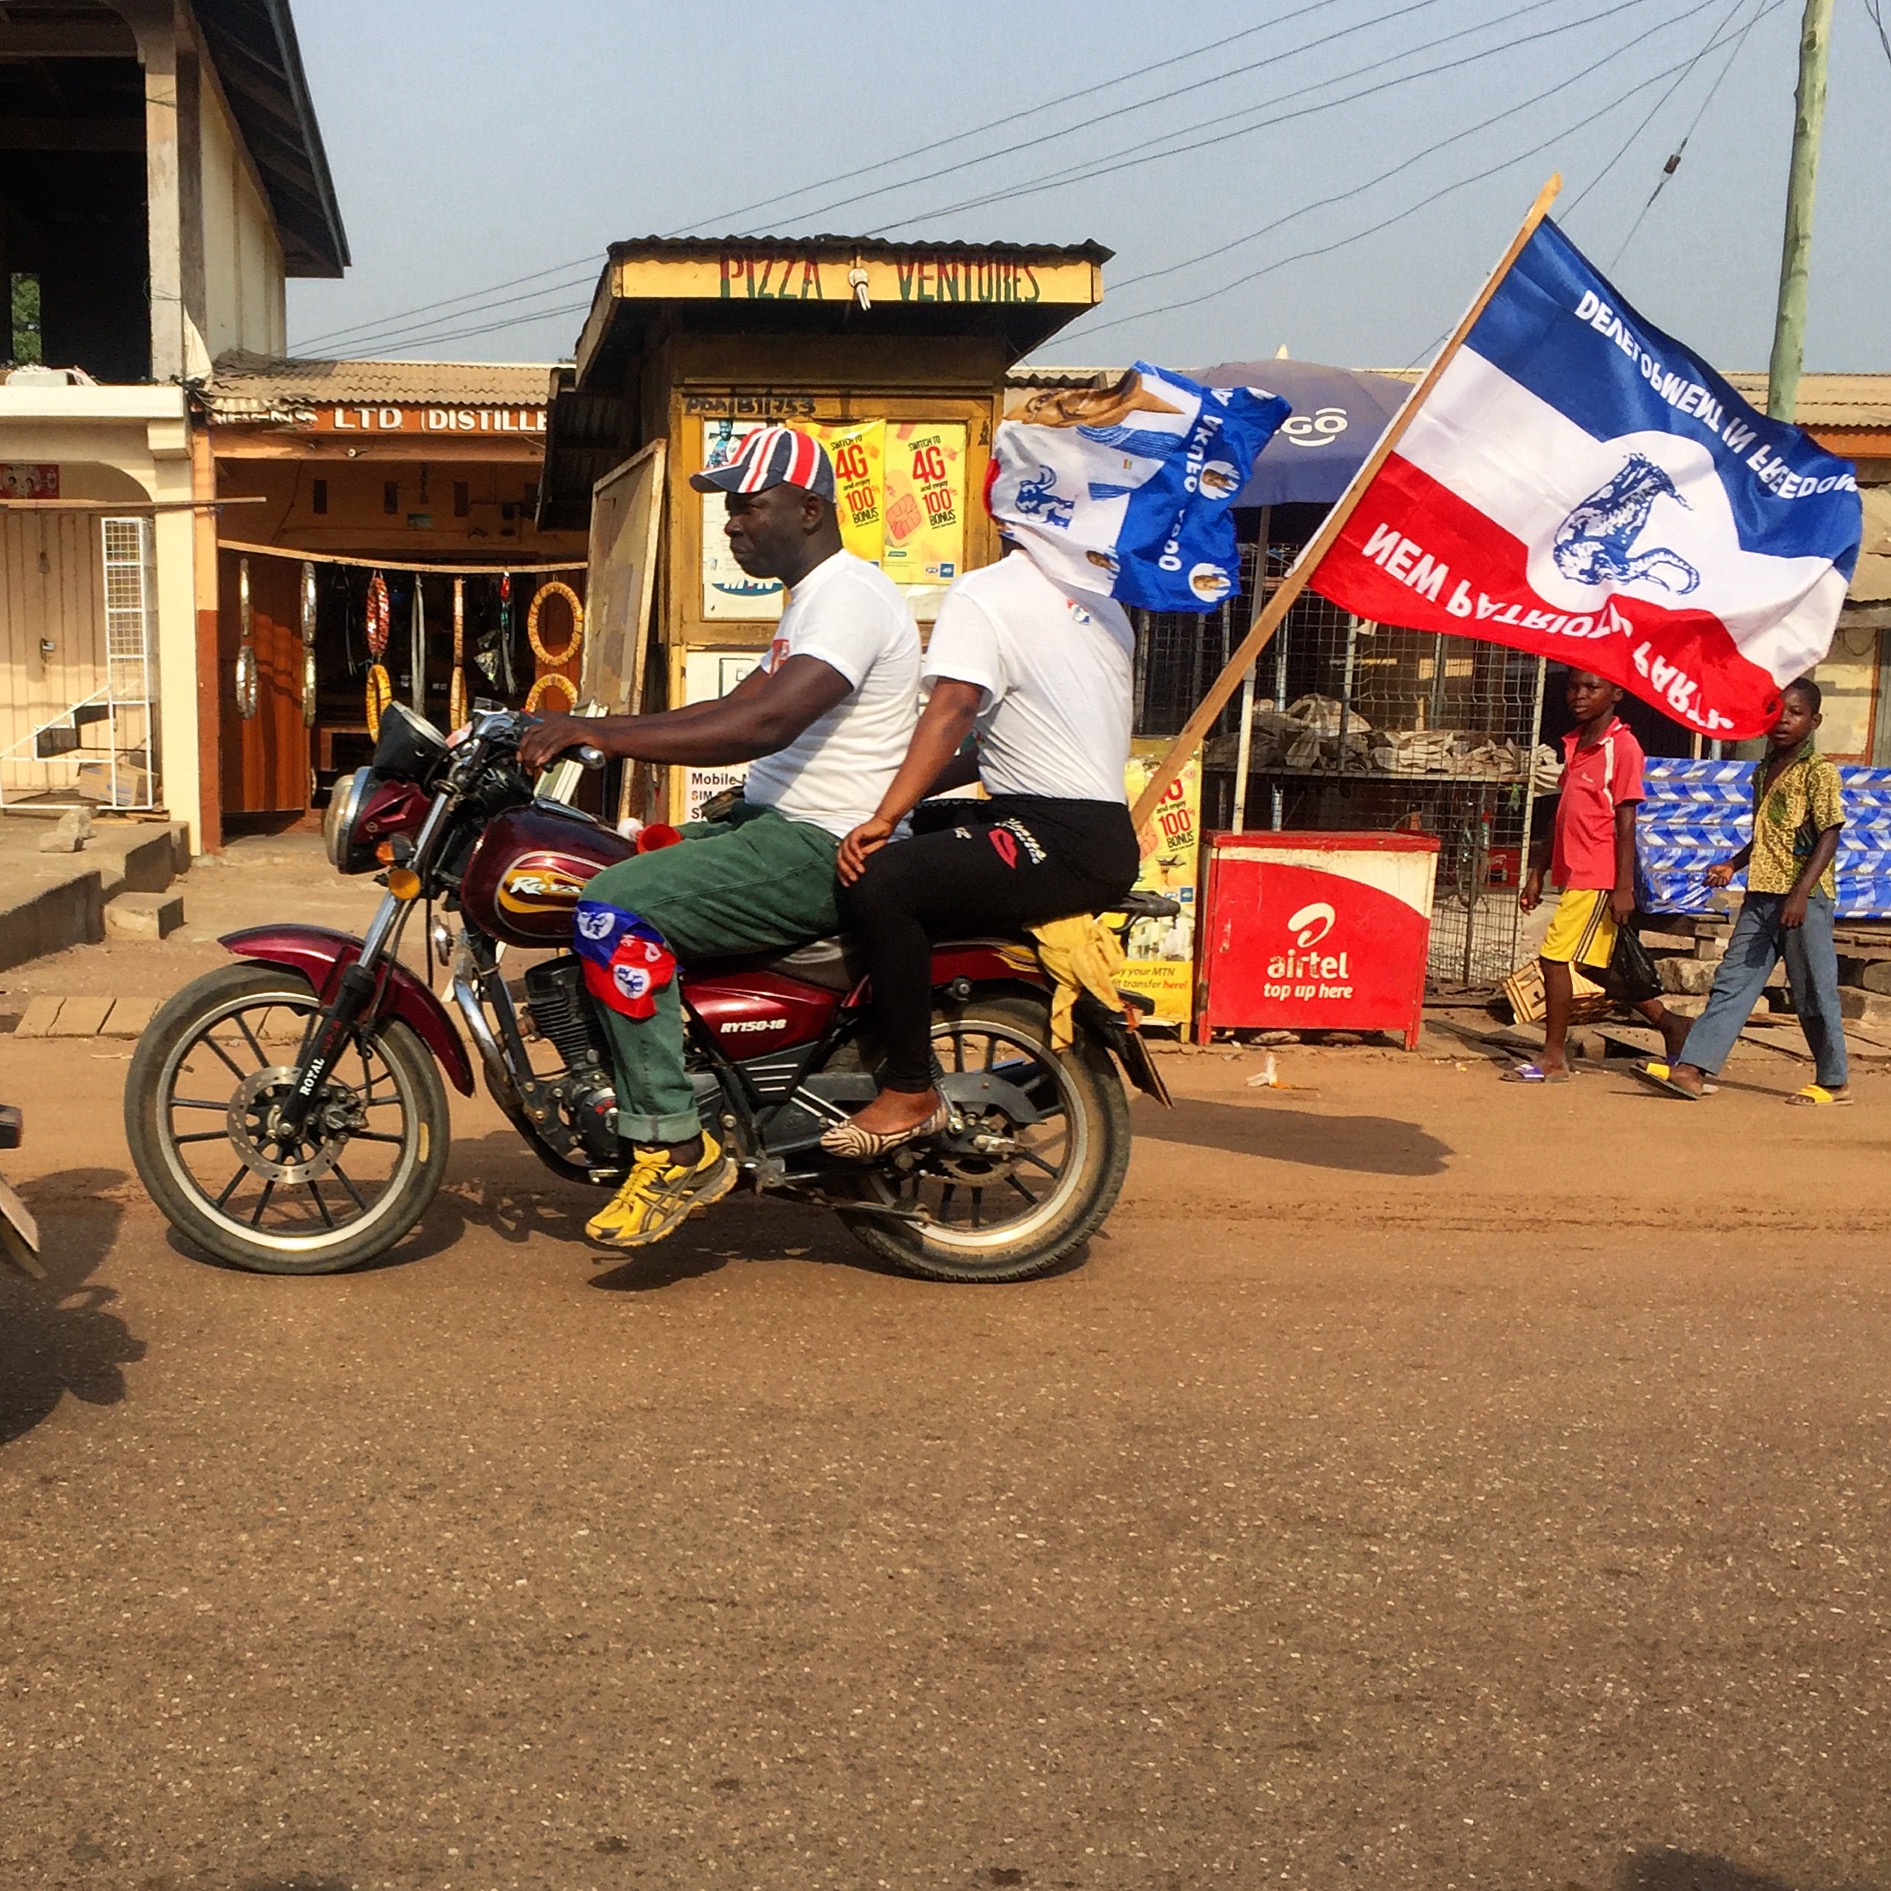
[
  {"x1": 1, "y1": 1103, "x2": 42, "y2": 1279},
  {"x1": 124, "y1": 704, "x2": 1173, "y2": 1283}
]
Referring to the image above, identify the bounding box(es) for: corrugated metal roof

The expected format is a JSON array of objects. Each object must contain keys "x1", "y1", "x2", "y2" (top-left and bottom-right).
[
  {"x1": 202, "y1": 351, "x2": 559, "y2": 414},
  {"x1": 1372, "y1": 367, "x2": 1891, "y2": 429},
  {"x1": 605, "y1": 234, "x2": 1112, "y2": 263},
  {"x1": 1854, "y1": 486, "x2": 1891, "y2": 603},
  {"x1": 1719, "y1": 373, "x2": 1891, "y2": 430}
]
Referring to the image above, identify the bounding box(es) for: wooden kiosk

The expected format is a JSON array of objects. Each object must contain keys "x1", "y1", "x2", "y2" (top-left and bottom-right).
[{"x1": 537, "y1": 236, "x2": 1109, "y2": 821}]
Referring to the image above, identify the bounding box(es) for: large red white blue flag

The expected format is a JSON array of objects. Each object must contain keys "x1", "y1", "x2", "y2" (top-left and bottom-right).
[{"x1": 1311, "y1": 219, "x2": 1862, "y2": 739}]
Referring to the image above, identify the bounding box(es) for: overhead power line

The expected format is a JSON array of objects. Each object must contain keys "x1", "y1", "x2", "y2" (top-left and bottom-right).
[
  {"x1": 1606, "y1": 0, "x2": 1770, "y2": 266},
  {"x1": 290, "y1": 0, "x2": 1361, "y2": 355},
  {"x1": 736, "y1": 0, "x2": 1455, "y2": 236},
  {"x1": 313, "y1": 0, "x2": 1632, "y2": 358},
  {"x1": 1391, "y1": 0, "x2": 1754, "y2": 370},
  {"x1": 715, "y1": 0, "x2": 1361, "y2": 236},
  {"x1": 1870, "y1": 0, "x2": 1891, "y2": 64},
  {"x1": 1066, "y1": 0, "x2": 1777, "y2": 346},
  {"x1": 1562, "y1": 0, "x2": 1759, "y2": 220},
  {"x1": 1083, "y1": 0, "x2": 1728, "y2": 320},
  {"x1": 869, "y1": 0, "x2": 1665, "y2": 236}
]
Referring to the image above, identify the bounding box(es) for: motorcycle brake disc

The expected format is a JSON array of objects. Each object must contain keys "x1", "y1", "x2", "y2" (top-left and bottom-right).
[{"x1": 225, "y1": 1067, "x2": 352, "y2": 1184}]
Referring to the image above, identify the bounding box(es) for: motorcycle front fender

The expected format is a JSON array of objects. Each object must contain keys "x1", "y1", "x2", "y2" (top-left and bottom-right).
[{"x1": 221, "y1": 924, "x2": 475, "y2": 1097}]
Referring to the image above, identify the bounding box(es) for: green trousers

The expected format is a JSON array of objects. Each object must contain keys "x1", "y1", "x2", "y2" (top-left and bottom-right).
[{"x1": 581, "y1": 803, "x2": 842, "y2": 1144}]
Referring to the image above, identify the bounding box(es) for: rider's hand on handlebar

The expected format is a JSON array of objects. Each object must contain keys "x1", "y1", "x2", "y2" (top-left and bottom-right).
[
  {"x1": 516, "y1": 713, "x2": 587, "y2": 774},
  {"x1": 836, "y1": 814, "x2": 895, "y2": 886}
]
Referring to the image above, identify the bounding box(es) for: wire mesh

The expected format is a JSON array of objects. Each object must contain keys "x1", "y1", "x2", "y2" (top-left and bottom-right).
[{"x1": 1132, "y1": 536, "x2": 1552, "y2": 988}]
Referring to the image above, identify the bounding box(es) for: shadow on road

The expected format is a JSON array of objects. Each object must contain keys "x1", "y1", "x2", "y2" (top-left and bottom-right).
[
  {"x1": 0, "y1": 1167, "x2": 143, "y2": 1447},
  {"x1": 1133, "y1": 1095, "x2": 1451, "y2": 1175},
  {"x1": 1618, "y1": 1850, "x2": 1885, "y2": 1891}
]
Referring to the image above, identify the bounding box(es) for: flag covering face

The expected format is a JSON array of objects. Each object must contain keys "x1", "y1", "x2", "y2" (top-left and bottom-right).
[
  {"x1": 989, "y1": 364, "x2": 1289, "y2": 614},
  {"x1": 1311, "y1": 219, "x2": 1862, "y2": 738}
]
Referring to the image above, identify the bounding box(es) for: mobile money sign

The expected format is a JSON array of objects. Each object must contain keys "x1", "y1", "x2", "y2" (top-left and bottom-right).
[{"x1": 1310, "y1": 218, "x2": 1861, "y2": 740}]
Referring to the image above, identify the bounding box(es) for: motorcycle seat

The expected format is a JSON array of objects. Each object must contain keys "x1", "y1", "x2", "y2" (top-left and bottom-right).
[
  {"x1": 699, "y1": 935, "x2": 866, "y2": 992},
  {"x1": 697, "y1": 932, "x2": 1035, "y2": 993}
]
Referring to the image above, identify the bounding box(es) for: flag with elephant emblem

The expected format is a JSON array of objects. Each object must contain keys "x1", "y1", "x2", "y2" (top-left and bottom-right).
[{"x1": 1310, "y1": 218, "x2": 1862, "y2": 739}]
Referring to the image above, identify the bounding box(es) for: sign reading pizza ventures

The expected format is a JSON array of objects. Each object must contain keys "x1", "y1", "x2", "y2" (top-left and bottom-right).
[{"x1": 612, "y1": 248, "x2": 1102, "y2": 311}]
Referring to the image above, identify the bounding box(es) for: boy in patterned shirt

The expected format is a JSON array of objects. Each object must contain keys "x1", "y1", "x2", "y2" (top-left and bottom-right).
[{"x1": 1640, "y1": 677, "x2": 1849, "y2": 1104}]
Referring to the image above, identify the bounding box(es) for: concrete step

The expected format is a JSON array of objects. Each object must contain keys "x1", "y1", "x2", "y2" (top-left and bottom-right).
[
  {"x1": 104, "y1": 888, "x2": 183, "y2": 940},
  {"x1": 0, "y1": 817, "x2": 188, "y2": 972}
]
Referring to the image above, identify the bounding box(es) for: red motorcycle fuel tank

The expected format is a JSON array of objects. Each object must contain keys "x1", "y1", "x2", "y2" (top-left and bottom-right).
[{"x1": 459, "y1": 802, "x2": 633, "y2": 946}]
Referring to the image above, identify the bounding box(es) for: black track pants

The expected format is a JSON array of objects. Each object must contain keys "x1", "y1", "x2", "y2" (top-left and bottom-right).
[{"x1": 840, "y1": 795, "x2": 1140, "y2": 1093}]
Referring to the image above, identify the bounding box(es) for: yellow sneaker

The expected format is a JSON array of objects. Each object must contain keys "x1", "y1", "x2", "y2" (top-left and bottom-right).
[{"x1": 585, "y1": 1132, "x2": 737, "y2": 1249}]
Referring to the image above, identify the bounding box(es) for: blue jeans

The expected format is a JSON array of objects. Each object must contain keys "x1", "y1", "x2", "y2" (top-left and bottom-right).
[{"x1": 1678, "y1": 890, "x2": 1847, "y2": 1088}]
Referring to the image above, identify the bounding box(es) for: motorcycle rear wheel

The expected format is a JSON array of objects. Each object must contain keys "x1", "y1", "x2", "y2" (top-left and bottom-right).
[
  {"x1": 837, "y1": 995, "x2": 1130, "y2": 1284},
  {"x1": 124, "y1": 964, "x2": 450, "y2": 1275}
]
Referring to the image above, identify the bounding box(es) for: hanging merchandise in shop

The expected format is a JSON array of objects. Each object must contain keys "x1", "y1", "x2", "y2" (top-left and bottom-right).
[
  {"x1": 450, "y1": 578, "x2": 469, "y2": 731},
  {"x1": 364, "y1": 569, "x2": 392, "y2": 739},
  {"x1": 300, "y1": 562, "x2": 319, "y2": 728},
  {"x1": 235, "y1": 558, "x2": 259, "y2": 721},
  {"x1": 524, "y1": 579, "x2": 584, "y2": 715},
  {"x1": 409, "y1": 576, "x2": 426, "y2": 714}
]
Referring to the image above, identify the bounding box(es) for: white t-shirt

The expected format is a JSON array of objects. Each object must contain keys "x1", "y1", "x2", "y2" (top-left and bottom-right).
[
  {"x1": 743, "y1": 548, "x2": 920, "y2": 838},
  {"x1": 923, "y1": 551, "x2": 1134, "y2": 805}
]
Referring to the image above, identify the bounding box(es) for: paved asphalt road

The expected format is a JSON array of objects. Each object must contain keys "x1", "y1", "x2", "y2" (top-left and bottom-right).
[{"x1": 2, "y1": 1030, "x2": 1887, "y2": 1891}]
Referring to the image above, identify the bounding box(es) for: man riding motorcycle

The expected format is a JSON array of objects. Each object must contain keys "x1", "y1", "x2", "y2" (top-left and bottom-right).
[{"x1": 517, "y1": 425, "x2": 919, "y2": 1250}]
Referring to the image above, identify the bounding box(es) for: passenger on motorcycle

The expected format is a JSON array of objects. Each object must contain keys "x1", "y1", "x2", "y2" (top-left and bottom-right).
[
  {"x1": 518, "y1": 426, "x2": 919, "y2": 1248},
  {"x1": 828, "y1": 538, "x2": 1140, "y2": 1155}
]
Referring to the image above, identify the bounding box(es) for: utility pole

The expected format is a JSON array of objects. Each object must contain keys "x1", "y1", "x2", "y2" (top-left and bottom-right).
[{"x1": 1766, "y1": 0, "x2": 1835, "y2": 422}]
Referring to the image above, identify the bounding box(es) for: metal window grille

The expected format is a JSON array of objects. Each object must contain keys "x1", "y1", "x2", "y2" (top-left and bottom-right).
[
  {"x1": 1133, "y1": 537, "x2": 1552, "y2": 987},
  {"x1": 1, "y1": 516, "x2": 158, "y2": 811}
]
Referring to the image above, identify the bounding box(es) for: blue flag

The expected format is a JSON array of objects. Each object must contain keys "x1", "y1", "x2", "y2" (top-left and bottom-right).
[{"x1": 990, "y1": 364, "x2": 1289, "y2": 613}]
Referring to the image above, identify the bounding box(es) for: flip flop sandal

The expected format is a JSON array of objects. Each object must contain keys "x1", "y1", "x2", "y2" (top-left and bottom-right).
[
  {"x1": 1501, "y1": 1062, "x2": 1571, "y2": 1084},
  {"x1": 1787, "y1": 1084, "x2": 1852, "y2": 1106},
  {"x1": 1633, "y1": 1060, "x2": 1714, "y2": 1100}
]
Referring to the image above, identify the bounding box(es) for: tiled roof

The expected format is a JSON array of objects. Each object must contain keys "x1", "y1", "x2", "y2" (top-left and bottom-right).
[
  {"x1": 202, "y1": 351, "x2": 559, "y2": 414},
  {"x1": 1373, "y1": 367, "x2": 1891, "y2": 430},
  {"x1": 605, "y1": 234, "x2": 1112, "y2": 262},
  {"x1": 1719, "y1": 374, "x2": 1891, "y2": 431}
]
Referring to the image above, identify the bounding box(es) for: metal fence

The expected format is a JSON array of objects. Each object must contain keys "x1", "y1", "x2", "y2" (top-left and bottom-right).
[{"x1": 1132, "y1": 538, "x2": 1552, "y2": 987}]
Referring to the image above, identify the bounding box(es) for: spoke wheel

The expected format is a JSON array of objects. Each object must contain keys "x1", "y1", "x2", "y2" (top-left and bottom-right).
[
  {"x1": 125, "y1": 965, "x2": 450, "y2": 1274},
  {"x1": 839, "y1": 996, "x2": 1130, "y2": 1284}
]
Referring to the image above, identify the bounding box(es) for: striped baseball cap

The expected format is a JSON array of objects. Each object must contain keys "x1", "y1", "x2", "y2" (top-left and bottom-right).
[{"x1": 689, "y1": 425, "x2": 836, "y2": 501}]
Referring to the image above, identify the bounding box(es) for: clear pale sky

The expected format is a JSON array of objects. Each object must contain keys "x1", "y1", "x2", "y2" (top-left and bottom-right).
[{"x1": 285, "y1": 0, "x2": 1891, "y2": 378}]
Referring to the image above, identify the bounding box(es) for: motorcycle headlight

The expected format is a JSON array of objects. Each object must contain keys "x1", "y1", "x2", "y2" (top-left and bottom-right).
[{"x1": 324, "y1": 766, "x2": 372, "y2": 869}]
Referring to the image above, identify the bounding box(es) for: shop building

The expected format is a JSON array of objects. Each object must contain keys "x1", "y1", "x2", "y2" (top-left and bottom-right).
[
  {"x1": 0, "y1": 0, "x2": 344, "y2": 847},
  {"x1": 538, "y1": 235, "x2": 1108, "y2": 822},
  {"x1": 196, "y1": 354, "x2": 585, "y2": 829}
]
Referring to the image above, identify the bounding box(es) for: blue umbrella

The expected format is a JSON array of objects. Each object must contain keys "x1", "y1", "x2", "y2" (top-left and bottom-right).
[{"x1": 1192, "y1": 359, "x2": 1411, "y2": 508}]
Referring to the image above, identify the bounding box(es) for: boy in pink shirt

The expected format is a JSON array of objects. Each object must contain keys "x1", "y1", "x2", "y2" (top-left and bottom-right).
[{"x1": 1513, "y1": 671, "x2": 1691, "y2": 1082}]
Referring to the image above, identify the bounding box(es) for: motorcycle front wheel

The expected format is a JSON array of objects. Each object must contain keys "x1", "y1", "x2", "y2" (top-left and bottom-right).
[
  {"x1": 124, "y1": 964, "x2": 450, "y2": 1275},
  {"x1": 837, "y1": 994, "x2": 1131, "y2": 1284}
]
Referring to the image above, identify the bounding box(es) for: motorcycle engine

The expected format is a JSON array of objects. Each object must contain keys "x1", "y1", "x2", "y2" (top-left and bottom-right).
[{"x1": 522, "y1": 956, "x2": 622, "y2": 1167}]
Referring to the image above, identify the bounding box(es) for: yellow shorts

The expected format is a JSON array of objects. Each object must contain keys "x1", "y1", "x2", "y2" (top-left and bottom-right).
[{"x1": 1540, "y1": 887, "x2": 1617, "y2": 969}]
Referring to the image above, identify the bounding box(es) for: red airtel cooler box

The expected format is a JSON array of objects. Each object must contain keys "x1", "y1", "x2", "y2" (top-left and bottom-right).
[{"x1": 1196, "y1": 831, "x2": 1442, "y2": 1050}]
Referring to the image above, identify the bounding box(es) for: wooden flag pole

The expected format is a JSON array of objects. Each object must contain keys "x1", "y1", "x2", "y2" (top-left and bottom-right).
[{"x1": 1129, "y1": 173, "x2": 1564, "y2": 833}]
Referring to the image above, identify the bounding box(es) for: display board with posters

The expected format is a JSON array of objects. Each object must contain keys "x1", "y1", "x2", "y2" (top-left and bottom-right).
[
  {"x1": 680, "y1": 648, "x2": 760, "y2": 821},
  {"x1": 815, "y1": 420, "x2": 886, "y2": 565},
  {"x1": 700, "y1": 419, "x2": 786, "y2": 620},
  {"x1": 881, "y1": 422, "x2": 967, "y2": 616},
  {"x1": 1117, "y1": 744, "x2": 1202, "y2": 1028},
  {"x1": 697, "y1": 415, "x2": 966, "y2": 622}
]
